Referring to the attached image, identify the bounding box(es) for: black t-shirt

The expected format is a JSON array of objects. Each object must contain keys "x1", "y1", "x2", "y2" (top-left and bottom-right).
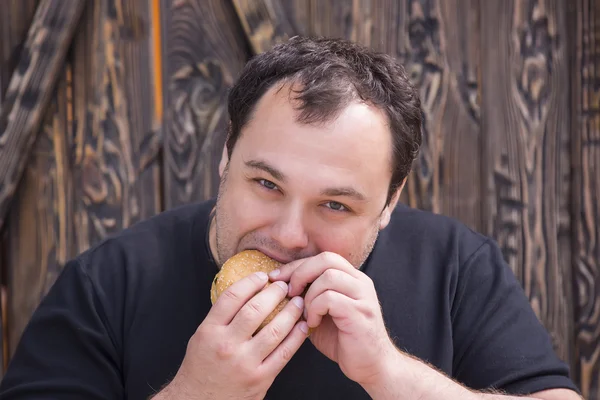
[{"x1": 0, "y1": 199, "x2": 578, "y2": 399}]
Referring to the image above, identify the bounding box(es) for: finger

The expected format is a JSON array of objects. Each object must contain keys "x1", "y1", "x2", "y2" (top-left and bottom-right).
[
  {"x1": 303, "y1": 269, "x2": 361, "y2": 311},
  {"x1": 260, "y1": 320, "x2": 309, "y2": 375},
  {"x1": 268, "y1": 258, "x2": 305, "y2": 282},
  {"x1": 287, "y1": 252, "x2": 363, "y2": 297},
  {"x1": 305, "y1": 290, "x2": 356, "y2": 329},
  {"x1": 207, "y1": 271, "x2": 270, "y2": 325},
  {"x1": 252, "y1": 296, "x2": 305, "y2": 360},
  {"x1": 229, "y1": 281, "x2": 290, "y2": 337}
]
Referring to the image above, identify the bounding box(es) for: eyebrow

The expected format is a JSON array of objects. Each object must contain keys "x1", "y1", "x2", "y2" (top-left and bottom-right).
[
  {"x1": 245, "y1": 159, "x2": 287, "y2": 182},
  {"x1": 320, "y1": 187, "x2": 366, "y2": 201},
  {"x1": 244, "y1": 159, "x2": 367, "y2": 201}
]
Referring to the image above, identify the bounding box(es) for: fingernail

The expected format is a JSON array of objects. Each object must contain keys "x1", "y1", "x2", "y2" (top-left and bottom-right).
[
  {"x1": 274, "y1": 281, "x2": 288, "y2": 291},
  {"x1": 255, "y1": 271, "x2": 268, "y2": 280},
  {"x1": 292, "y1": 296, "x2": 304, "y2": 309},
  {"x1": 288, "y1": 283, "x2": 293, "y2": 295},
  {"x1": 299, "y1": 321, "x2": 309, "y2": 334},
  {"x1": 269, "y1": 269, "x2": 280, "y2": 278}
]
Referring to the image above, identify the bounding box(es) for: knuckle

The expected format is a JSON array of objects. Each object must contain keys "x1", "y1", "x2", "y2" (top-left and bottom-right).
[
  {"x1": 194, "y1": 323, "x2": 208, "y2": 338},
  {"x1": 364, "y1": 307, "x2": 377, "y2": 320},
  {"x1": 187, "y1": 334, "x2": 200, "y2": 353},
  {"x1": 215, "y1": 340, "x2": 236, "y2": 360},
  {"x1": 366, "y1": 277, "x2": 376, "y2": 289},
  {"x1": 280, "y1": 344, "x2": 293, "y2": 362},
  {"x1": 324, "y1": 290, "x2": 336, "y2": 303},
  {"x1": 232, "y1": 361, "x2": 256, "y2": 383},
  {"x1": 359, "y1": 302, "x2": 375, "y2": 318},
  {"x1": 288, "y1": 276, "x2": 302, "y2": 292},
  {"x1": 322, "y1": 251, "x2": 338, "y2": 264},
  {"x1": 238, "y1": 300, "x2": 263, "y2": 323},
  {"x1": 231, "y1": 357, "x2": 257, "y2": 380},
  {"x1": 192, "y1": 324, "x2": 214, "y2": 348},
  {"x1": 267, "y1": 323, "x2": 284, "y2": 340},
  {"x1": 323, "y1": 268, "x2": 338, "y2": 282},
  {"x1": 247, "y1": 300, "x2": 263, "y2": 316},
  {"x1": 223, "y1": 288, "x2": 240, "y2": 302},
  {"x1": 245, "y1": 370, "x2": 261, "y2": 385}
]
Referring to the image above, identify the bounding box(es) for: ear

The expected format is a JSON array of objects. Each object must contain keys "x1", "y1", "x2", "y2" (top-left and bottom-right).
[
  {"x1": 379, "y1": 179, "x2": 406, "y2": 230},
  {"x1": 218, "y1": 143, "x2": 229, "y2": 177}
]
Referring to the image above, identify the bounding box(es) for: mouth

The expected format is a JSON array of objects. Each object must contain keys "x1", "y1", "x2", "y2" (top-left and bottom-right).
[{"x1": 250, "y1": 247, "x2": 294, "y2": 265}]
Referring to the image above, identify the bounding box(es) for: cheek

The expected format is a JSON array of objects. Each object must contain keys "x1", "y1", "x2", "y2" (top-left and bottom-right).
[
  {"x1": 219, "y1": 181, "x2": 274, "y2": 234},
  {"x1": 310, "y1": 218, "x2": 375, "y2": 260}
]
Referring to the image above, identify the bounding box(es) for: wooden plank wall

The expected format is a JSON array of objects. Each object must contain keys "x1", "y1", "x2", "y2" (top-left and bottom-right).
[
  {"x1": 480, "y1": 0, "x2": 574, "y2": 367},
  {"x1": 570, "y1": 0, "x2": 600, "y2": 398},
  {"x1": 161, "y1": 0, "x2": 250, "y2": 208},
  {"x1": 0, "y1": 0, "x2": 599, "y2": 397},
  {"x1": 0, "y1": 0, "x2": 164, "y2": 359},
  {"x1": 0, "y1": 0, "x2": 40, "y2": 375}
]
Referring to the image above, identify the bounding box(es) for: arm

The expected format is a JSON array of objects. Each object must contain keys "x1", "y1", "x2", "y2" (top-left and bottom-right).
[
  {"x1": 362, "y1": 239, "x2": 581, "y2": 400},
  {"x1": 361, "y1": 349, "x2": 582, "y2": 400},
  {"x1": 271, "y1": 243, "x2": 580, "y2": 400}
]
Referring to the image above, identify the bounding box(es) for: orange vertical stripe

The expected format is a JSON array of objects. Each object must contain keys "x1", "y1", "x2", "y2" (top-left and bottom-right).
[{"x1": 151, "y1": 0, "x2": 164, "y2": 125}]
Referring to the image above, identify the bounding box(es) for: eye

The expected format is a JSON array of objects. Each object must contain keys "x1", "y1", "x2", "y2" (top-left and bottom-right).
[
  {"x1": 324, "y1": 201, "x2": 349, "y2": 212},
  {"x1": 257, "y1": 179, "x2": 278, "y2": 191}
]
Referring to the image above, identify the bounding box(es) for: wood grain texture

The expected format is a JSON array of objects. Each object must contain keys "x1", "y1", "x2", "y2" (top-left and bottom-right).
[
  {"x1": 162, "y1": 0, "x2": 250, "y2": 208},
  {"x1": 480, "y1": 0, "x2": 573, "y2": 365},
  {"x1": 0, "y1": 0, "x2": 40, "y2": 376},
  {"x1": 0, "y1": 0, "x2": 39, "y2": 106},
  {"x1": 70, "y1": 0, "x2": 162, "y2": 252},
  {"x1": 232, "y1": 0, "x2": 300, "y2": 54},
  {"x1": 307, "y1": 0, "x2": 373, "y2": 46},
  {"x1": 0, "y1": 0, "x2": 84, "y2": 233},
  {"x1": 570, "y1": 0, "x2": 600, "y2": 397},
  {"x1": 5, "y1": 65, "x2": 74, "y2": 359},
  {"x1": 394, "y1": 0, "x2": 481, "y2": 231}
]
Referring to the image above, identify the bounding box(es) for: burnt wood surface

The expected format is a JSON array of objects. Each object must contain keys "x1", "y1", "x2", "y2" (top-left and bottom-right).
[
  {"x1": 0, "y1": 0, "x2": 41, "y2": 372},
  {"x1": 161, "y1": 0, "x2": 251, "y2": 208},
  {"x1": 480, "y1": 0, "x2": 573, "y2": 366},
  {"x1": 0, "y1": 0, "x2": 85, "y2": 232},
  {"x1": 570, "y1": 0, "x2": 600, "y2": 397}
]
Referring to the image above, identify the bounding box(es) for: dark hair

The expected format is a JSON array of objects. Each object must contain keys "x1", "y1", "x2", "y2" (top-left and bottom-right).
[{"x1": 226, "y1": 36, "x2": 422, "y2": 204}]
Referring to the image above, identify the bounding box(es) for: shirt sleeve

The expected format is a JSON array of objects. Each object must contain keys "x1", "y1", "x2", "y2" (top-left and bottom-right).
[
  {"x1": 451, "y1": 239, "x2": 580, "y2": 396},
  {"x1": 0, "y1": 259, "x2": 123, "y2": 399}
]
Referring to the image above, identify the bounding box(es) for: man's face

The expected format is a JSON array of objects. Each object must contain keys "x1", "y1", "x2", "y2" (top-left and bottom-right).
[{"x1": 213, "y1": 83, "x2": 399, "y2": 268}]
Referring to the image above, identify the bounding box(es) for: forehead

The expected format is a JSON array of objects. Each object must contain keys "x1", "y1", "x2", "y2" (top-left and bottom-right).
[{"x1": 234, "y1": 84, "x2": 393, "y2": 193}]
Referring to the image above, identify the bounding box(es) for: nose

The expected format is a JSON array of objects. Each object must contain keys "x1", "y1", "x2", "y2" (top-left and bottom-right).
[{"x1": 271, "y1": 204, "x2": 309, "y2": 251}]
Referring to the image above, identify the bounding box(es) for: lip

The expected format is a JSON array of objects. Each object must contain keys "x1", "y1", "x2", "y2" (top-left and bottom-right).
[{"x1": 251, "y1": 247, "x2": 294, "y2": 265}]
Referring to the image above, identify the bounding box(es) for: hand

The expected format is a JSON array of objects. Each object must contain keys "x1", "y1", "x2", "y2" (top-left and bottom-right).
[
  {"x1": 160, "y1": 271, "x2": 309, "y2": 400},
  {"x1": 269, "y1": 252, "x2": 396, "y2": 387}
]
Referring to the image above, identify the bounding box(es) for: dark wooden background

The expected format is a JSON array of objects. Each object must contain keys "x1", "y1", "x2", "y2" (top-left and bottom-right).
[{"x1": 0, "y1": 0, "x2": 598, "y2": 398}]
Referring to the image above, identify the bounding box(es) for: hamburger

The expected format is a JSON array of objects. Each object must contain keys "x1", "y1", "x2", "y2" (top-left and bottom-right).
[{"x1": 211, "y1": 250, "x2": 299, "y2": 333}]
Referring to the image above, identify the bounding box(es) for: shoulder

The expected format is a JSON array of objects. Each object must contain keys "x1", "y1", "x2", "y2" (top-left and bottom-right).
[
  {"x1": 73, "y1": 199, "x2": 216, "y2": 295},
  {"x1": 90, "y1": 200, "x2": 213, "y2": 249},
  {"x1": 50, "y1": 200, "x2": 216, "y2": 344},
  {"x1": 367, "y1": 203, "x2": 501, "y2": 308},
  {"x1": 82, "y1": 199, "x2": 213, "y2": 258},
  {"x1": 383, "y1": 203, "x2": 492, "y2": 266}
]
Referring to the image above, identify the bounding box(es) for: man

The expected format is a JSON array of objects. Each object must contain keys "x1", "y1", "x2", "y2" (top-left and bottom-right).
[{"x1": 0, "y1": 37, "x2": 581, "y2": 399}]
